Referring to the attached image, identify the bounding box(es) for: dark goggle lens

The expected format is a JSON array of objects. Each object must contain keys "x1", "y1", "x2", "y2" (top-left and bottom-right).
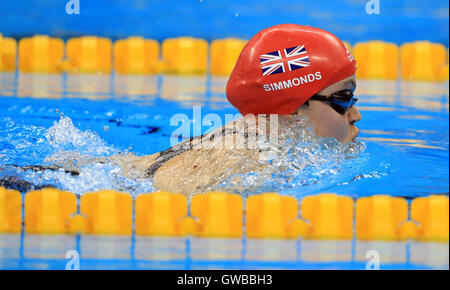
[{"x1": 311, "y1": 90, "x2": 358, "y2": 114}]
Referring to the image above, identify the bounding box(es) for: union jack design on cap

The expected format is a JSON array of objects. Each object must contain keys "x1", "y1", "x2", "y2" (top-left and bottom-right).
[
  {"x1": 260, "y1": 45, "x2": 310, "y2": 76},
  {"x1": 226, "y1": 24, "x2": 357, "y2": 116}
]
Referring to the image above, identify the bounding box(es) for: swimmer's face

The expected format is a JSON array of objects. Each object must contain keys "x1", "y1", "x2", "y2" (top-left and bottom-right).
[{"x1": 295, "y1": 74, "x2": 361, "y2": 143}]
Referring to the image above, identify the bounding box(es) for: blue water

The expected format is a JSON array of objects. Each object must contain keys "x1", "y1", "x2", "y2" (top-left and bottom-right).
[
  {"x1": 0, "y1": 0, "x2": 448, "y2": 46},
  {"x1": 0, "y1": 74, "x2": 448, "y2": 197},
  {"x1": 1, "y1": 234, "x2": 449, "y2": 270},
  {"x1": 0, "y1": 73, "x2": 448, "y2": 269}
]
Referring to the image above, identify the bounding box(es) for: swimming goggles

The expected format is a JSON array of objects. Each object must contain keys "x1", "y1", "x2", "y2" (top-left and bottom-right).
[{"x1": 309, "y1": 89, "x2": 358, "y2": 115}]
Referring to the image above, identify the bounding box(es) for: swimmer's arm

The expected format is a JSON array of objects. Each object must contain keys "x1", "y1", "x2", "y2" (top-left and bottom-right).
[
  {"x1": 112, "y1": 152, "x2": 160, "y2": 178},
  {"x1": 1, "y1": 164, "x2": 80, "y2": 176},
  {"x1": 38, "y1": 151, "x2": 159, "y2": 177}
]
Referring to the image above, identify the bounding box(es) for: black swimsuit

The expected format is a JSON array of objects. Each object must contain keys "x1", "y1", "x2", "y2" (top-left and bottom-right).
[{"x1": 144, "y1": 127, "x2": 237, "y2": 178}]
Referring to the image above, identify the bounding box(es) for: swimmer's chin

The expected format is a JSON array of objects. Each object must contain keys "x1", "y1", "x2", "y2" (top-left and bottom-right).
[
  {"x1": 350, "y1": 127, "x2": 360, "y2": 142},
  {"x1": 339, "y1": 126, "x2": 360, "y2": 144}
]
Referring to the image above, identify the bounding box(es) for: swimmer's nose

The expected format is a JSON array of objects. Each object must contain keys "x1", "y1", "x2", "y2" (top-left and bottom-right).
[{"x1": 347, "y1": 106, "x2": 361, "y2": 125}]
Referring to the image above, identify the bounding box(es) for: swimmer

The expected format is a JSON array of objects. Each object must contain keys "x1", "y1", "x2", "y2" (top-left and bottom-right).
[{"x1": 3, "y1": 24, "x2": 362, "y2": 195}]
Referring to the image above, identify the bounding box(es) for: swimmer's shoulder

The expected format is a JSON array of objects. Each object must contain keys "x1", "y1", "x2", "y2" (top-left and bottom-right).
[{"x1": 141, "y1": 122, "x2": 238, "y2": 178}]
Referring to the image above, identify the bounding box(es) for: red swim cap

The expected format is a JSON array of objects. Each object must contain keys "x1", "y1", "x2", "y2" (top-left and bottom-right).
[{"x1": 226, "y1": 24, "x2": 356, "y2": 116}]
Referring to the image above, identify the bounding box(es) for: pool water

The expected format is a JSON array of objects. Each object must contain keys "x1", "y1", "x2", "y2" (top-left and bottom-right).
[
  {"x1": 0, "y1": 72, "x2": 448, "y2": 269},
  {"x1": 1, "y1": 73, "x2": 448, "y2": 197}
]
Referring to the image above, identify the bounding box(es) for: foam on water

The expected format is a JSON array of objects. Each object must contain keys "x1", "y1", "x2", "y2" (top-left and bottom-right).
[
  {"x1": 203, "y1": 115, "x2": 383, "y2": 198},
  {"x1": 0, "y1": 116, "x2": 155, "y2": 195},
  {"x1": 45, "y1": 115, "x2": 116, "y2": 157},
  {"x1": 0, "y1": 114, "x2": 388, "y2": 197}
]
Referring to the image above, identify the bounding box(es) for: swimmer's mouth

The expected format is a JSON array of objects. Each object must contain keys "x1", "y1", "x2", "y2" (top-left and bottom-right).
[{"x1": 352, "y1": 127, "x2": 360, "y2": 141}]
